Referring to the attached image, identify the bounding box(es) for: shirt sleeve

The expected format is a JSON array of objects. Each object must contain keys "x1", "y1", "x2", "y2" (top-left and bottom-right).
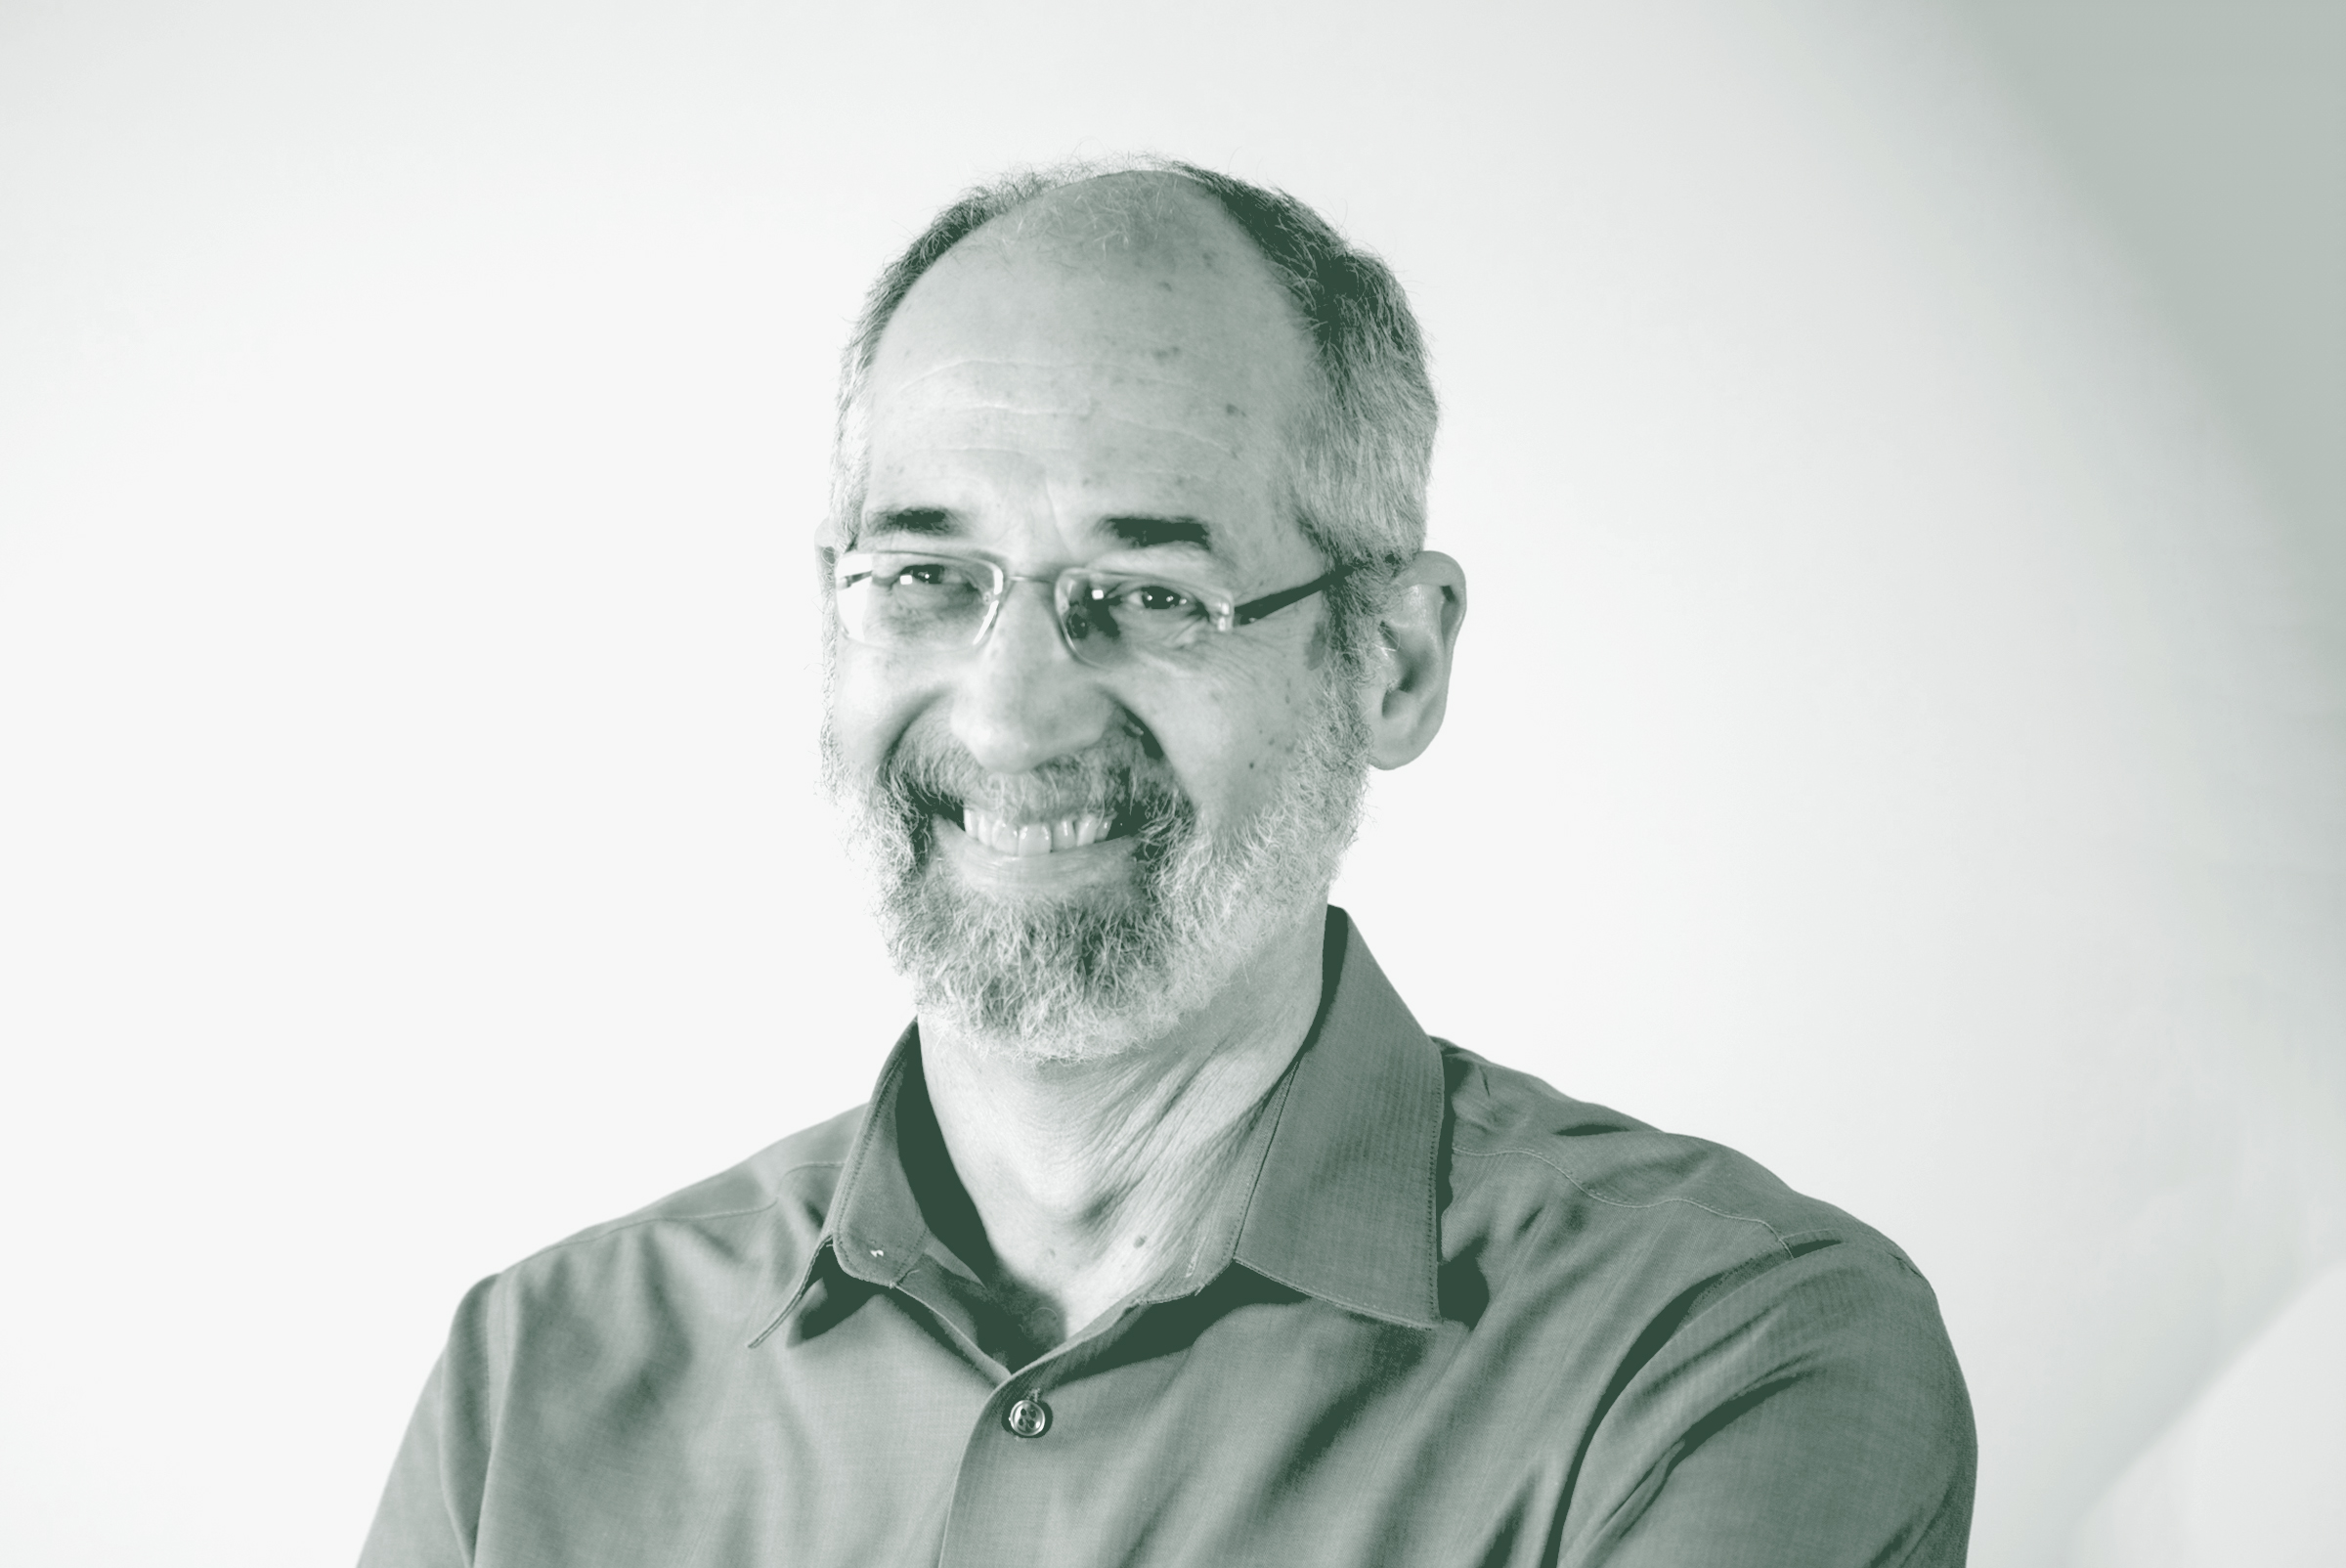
[
  {"x1": 1564, "y1": 1240, "x2": 1977, "y2": 1567},
  {"x1": 359, "y1": 1276, "x2": 502, "y2": 1568}
]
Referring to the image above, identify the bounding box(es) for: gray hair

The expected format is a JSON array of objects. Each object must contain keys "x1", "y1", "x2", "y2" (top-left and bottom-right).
[{"x1": 826, "y1": 155, "x2": 1438, "y2": 670}]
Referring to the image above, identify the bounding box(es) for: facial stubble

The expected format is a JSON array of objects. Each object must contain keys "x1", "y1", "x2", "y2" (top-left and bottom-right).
[{"x1": 824, "y1": 670, "x2": 1372, "y2": 1066}]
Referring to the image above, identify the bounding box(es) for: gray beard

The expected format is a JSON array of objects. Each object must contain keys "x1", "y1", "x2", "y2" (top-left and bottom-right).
[{"x1": 823, "y1": 686, "x2": 1371, "y2": 1066}]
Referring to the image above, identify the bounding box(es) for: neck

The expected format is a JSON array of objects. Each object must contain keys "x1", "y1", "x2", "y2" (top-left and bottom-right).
[{"x1": 919, "y1": 905, "x2": 1329, "y2": 1354}]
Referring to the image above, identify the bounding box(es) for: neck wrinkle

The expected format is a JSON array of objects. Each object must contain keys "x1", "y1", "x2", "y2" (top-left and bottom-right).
[{"x1": 917, "y1": 900, "x2": 1328, "y2": 1343}]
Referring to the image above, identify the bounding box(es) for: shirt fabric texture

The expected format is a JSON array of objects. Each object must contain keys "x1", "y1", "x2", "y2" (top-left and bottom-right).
[{"x1": 364, "y1": 909, "x2": 1977, "y2": 1566}]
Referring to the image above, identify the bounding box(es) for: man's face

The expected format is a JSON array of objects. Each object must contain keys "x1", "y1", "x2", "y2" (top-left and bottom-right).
[{"x1": 823, "y1": 193, "x2": 1370, "y2": 1062}]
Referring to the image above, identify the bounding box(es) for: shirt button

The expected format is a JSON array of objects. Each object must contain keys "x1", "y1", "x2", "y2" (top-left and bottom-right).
[{"x1": 1004, "y1": 1396, "x2": 1052, "y2": 1439}]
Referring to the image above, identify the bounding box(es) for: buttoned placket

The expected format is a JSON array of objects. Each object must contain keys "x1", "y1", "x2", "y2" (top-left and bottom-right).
[
  {"x1": 742, "y1": 912, "x2": 1447, "y2": 1565},
  {"x1": 925, "y1": 1283, "x2": 1213, "y2": 1564},
  {"x1": 914, "y1": 1072, "x2": 1297, "y2": 1566}
]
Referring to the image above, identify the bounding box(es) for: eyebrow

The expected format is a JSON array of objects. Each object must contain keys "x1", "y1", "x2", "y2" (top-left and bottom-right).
[
  {"x1": 1100, "y1": 515, "x2": 1214, "y2": 552},
  {"x1": 858, "y1": 509, "x2": 1216, "y2": 554},
  {"x1": 860, "y1": 507, "x2": 961, "y2": 544}
]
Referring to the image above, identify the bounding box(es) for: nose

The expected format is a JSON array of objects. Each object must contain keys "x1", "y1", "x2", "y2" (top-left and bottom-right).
[{"x1": 949, "y1": 579, "x2": 1118, "y2": 775}]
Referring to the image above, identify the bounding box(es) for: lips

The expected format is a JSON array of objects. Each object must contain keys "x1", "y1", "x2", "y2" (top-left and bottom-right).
[
  {"x1": 957, "y1": 806, "x2": 1116, "y2": 856},
  {"x1": 880, "y1": 731, "x2": 1174, "y2": 862}
]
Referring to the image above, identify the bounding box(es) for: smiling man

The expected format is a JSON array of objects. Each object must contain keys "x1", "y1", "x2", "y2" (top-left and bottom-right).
[{"x1": 363, "y1": 160, "x2": 1976, "y2": 1567}]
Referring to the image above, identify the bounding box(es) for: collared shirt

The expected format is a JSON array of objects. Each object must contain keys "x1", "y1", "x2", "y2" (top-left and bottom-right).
[{"x1": 363, "y1": 910, "x2": 1975, "y2": 1567}]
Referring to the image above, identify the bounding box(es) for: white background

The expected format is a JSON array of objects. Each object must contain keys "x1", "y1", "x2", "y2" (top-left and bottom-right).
[{"x1": 2, "y1": 3, "x2": 2340, "y2": 1564}]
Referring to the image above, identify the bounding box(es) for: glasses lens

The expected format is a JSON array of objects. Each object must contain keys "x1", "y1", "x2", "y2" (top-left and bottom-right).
[
  {"x1": 836, "y1": 554, "x2": 997, "y2": 647},
  {"x1": 1060, "y1": 574, "x2": 1219, "y2": 668}
]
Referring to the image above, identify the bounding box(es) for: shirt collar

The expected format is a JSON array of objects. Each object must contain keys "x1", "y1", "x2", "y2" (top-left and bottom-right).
[
  {"x1": 760, "y1": 906, "x2": 1446, "y2": 1342},
  {"x1": 1229, "y1": 907, "x2": 1446, "y2": 1328},
  {"x1": 765, "y1": 1024, "x2": 934, "y2": 1331}
]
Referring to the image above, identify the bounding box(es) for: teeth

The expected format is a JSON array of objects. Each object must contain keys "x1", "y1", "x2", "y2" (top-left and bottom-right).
[{"x1": 957, "y1": 806, "x2": 1112, "y2": 854}]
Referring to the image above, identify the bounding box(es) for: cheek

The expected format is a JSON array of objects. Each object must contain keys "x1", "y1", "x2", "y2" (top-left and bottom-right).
[
  {"x1": 827, "y1": 646, "x2": 937, "y2": 773},
  {"x1": 1303, "y1": 611, "x2": 1331, "y2": 672},
  {"x1": 1151, "y1": 645, "x2": 1326, "y2": 820}
]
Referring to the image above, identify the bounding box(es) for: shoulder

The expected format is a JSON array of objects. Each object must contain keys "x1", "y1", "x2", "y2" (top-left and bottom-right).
[
  {"x1": 1439, "y1": 1039, "x2": 1919, "y2": 1273},
  {"x1": 546, "y1": 1102, "x2": 866, "y2": 1249},
  {"x1": 1435, "y1": 1041, "x2": 1957, "y2": 1383},
  {"x1": 1437, "y1": 1042, "x2": 1974, "y2": 1549},
  {"x1": 468, "y1": 1102, "x2": 870, "y2": 1341}
]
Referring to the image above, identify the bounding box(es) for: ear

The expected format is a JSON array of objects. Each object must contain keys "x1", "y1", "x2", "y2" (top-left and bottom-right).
[{"x1": 1360, "y1": 550, "x2": 1467, "y2": 769}]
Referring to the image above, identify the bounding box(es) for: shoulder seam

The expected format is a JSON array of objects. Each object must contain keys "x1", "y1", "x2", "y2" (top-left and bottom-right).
[
  {"x1": 511, "y1": 1159, "x2": 847, "y2": 1269},
  {"x1": 1453, "y1": 1144, "x2": 1795, "y2": 1256}
]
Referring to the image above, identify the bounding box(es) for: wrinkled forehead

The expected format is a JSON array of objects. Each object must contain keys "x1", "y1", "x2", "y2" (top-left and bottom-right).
[
  {"x1": 845, "y1": 189, "x2": 1321, "y2": 561},
  {"x1": 870, "y1": 187, "x2": 1313, "y2": 416},
  {"x1": 864, "y1": 353, "x2": 1255, "y2": 492}
]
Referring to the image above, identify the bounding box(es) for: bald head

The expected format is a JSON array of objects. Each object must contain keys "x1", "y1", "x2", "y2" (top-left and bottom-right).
[
  {"x1": 859, "y1": 179, "x2": 1318, "y2": 564},
  {"x1": 938, "y1": 169, "x2": 1293, "y2": 283},
  {"x1": 888, "y1": 174, "x2": 1308, "y2": 395},
  {"x1": 858, "y1": 199, "x2": 1325, "y2": 645},
  {"x1": 826, "y1": 158, "x2": 1439, "y2": 678}
]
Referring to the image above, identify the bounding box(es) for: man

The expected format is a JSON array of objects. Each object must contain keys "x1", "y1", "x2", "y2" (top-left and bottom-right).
[{"x1": 363, "y1": 158, "x2": 1976, "y2": 1566}]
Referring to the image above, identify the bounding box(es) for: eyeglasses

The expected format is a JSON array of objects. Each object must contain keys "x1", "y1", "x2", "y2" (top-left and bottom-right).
[{"x1": 831, "y1": 549, "x2": 1356, "y2": 671}]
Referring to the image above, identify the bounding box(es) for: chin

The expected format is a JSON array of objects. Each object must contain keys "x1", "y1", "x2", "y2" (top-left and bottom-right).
[
  {"x1": 883, "y1": 863, "x2": 1237, "y2": 1067},
  {"x1": 831, "y1": 682, "x2": 1373, "y2": 1064}
]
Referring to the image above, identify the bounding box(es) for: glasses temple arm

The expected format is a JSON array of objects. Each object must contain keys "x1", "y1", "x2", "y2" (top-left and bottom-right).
[{"x1": 1230, "y1": 561, "x2": 1365, "y2": 627}]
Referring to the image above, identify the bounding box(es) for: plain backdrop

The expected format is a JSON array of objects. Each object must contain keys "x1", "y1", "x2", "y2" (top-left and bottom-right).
[{"x1": 2, "y1": 2, "x2": 2340, "y2": 1565}]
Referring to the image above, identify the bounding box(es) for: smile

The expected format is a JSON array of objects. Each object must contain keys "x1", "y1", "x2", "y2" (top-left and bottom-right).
[{"x1": 957, "y1": 806, "x2": 1118, "y2": 857}]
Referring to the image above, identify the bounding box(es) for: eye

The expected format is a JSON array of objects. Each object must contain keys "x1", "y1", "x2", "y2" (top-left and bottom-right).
[
  {"x1": 1115, "y1": 582, "x2": 1203, "y2": 616},
  {"x1": 894, "y1": 560, "x2": 976, "y2": 589},
  {"x1": 862, "y1": 558, "x2": 995, "y2": 611}
]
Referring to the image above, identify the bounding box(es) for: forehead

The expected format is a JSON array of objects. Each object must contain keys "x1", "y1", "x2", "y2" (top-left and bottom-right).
[{"x1": 857, "y1": 187, "x2": 1318, "y2": 564}]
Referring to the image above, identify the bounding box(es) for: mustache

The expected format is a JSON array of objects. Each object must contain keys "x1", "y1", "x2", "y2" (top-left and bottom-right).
[{"x1": 875, "y1": 727, "x2": 1195, "y2": 848}]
